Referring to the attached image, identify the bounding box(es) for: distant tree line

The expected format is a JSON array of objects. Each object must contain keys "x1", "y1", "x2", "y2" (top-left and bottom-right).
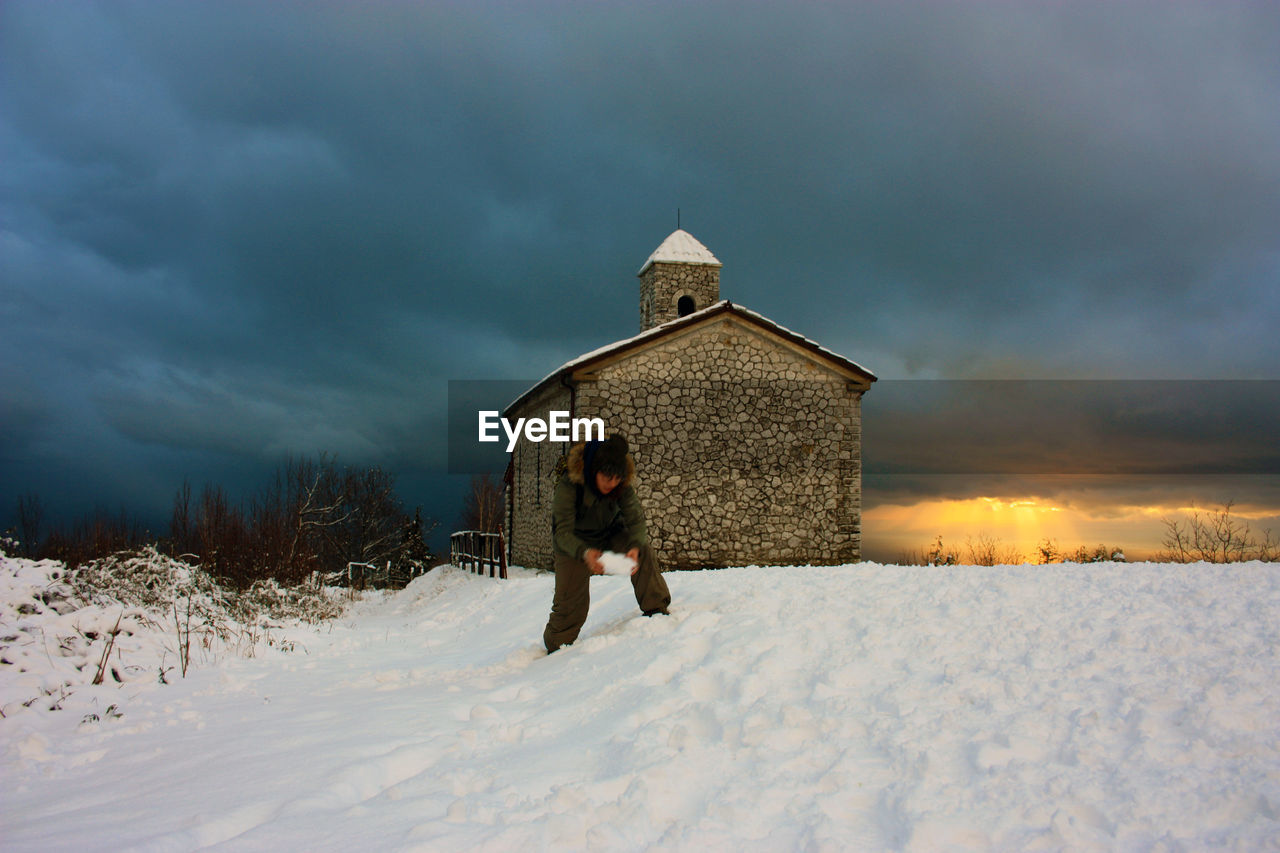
[
  {"x1": 900, "y1": 534, "x2": 1127, "y2": 567},
  {"x1": 899, "y1": 501, "x2": 1276, "y2": 566},
  {"x1": 8, "y1": 455, "x2": 437, "y2": 587},
  {"x1": 13, "y1": 494, "x2": 149, "y2": 569}
]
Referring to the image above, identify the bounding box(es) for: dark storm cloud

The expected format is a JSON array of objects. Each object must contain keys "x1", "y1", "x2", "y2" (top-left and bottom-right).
[
  {"x1": 864, "y1": 381, "x2": 1280, "y2": 477},
  {"x1": 2, "y1": 1, "x2": 1278, "y2": 539}
]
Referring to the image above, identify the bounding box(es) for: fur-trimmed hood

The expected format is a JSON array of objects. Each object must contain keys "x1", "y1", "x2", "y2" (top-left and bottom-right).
[{"x1": 560, "y1": 441, "x2": 636, "y2": 489}]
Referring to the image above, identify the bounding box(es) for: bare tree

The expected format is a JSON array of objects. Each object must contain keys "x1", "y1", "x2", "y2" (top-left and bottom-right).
[
  {"x1": 331, "y1": 465, "x2": 405, "y2": 569},
  {"x1": 459, "y1": 473, "x2": 504, "y2": 533},
  {"x1": 196, "y1": 485, "x2": 251, "y2": 582},
  {"x1": 1159, "y1": 501, "x2": 1277, "y2": 563},
  {"x1": 287, "y1": 455, "x2": 351, "y2": 581}
]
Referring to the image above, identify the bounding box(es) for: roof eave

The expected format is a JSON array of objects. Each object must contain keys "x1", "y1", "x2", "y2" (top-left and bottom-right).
[
  {"x1": 505, "y1": 300, "x2": 876, "y2": 416},
  {"x1": 637, "y1": 257, "x2": 725, "y2": 276}
]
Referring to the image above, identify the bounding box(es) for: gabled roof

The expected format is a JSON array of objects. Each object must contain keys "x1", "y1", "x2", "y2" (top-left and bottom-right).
[
  {"x1": 637, "y1": 229, "x2": 723, "y2": 275},
  {"x1": 505, "y1": 301, "x2": 876, "y2": 415}
]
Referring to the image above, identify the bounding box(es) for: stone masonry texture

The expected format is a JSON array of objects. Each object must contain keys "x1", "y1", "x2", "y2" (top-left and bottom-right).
[
  {"x1": 640, "y1": 262, "x2": 721, "y2": 330},
  {"x1": 506, "y1": 382, "x2": 572, "y2": 571},
  {"x1": 508, "y1": 316, "x2": 864, "y2": 570}
]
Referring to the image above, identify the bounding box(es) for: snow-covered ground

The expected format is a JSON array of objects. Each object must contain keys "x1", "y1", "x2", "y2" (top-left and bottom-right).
[{"x1": 3, "y1": 555, "x2": 1279, "y2": 851}]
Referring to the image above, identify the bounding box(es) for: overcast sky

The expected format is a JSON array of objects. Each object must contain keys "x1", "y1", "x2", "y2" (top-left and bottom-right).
[{"x1": 3, "y1": 1, "x2": 1278, "y2": 553}]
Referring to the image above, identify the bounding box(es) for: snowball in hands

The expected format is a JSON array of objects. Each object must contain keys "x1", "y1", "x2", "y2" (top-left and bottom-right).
[{"x1": 599, "y1": 551, "x2": 637, "y2": 576}]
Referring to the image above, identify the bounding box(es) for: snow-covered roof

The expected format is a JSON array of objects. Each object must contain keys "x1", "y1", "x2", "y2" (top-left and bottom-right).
[
  {"x1": 637, "y1": 229, "x2": 723, "y2": 275},
  {"x1": 505, "y1": 300, "x2": 876, "y2": 415}
]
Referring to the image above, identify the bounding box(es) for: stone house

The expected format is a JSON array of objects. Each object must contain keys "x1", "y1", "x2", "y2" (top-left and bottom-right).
[{"x1": 504, "y1": 229, "x2": 876, "y2": 570}]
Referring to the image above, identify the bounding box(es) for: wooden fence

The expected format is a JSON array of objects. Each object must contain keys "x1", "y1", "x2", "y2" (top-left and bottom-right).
[
  {"x1": 338, "y1": 561, "x2": 428, "y2": 590},
  {"x1": 450, "y1": 529, "x2": 508, "y2": 579}
]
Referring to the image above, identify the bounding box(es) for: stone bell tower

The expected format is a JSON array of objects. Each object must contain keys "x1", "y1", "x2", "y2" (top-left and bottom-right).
[{"x1": 637, "y1": 229, "x2": 722, "y2": 332}]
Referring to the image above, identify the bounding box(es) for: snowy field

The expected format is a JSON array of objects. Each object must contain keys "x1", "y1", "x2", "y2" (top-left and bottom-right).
[{"x1": 3, "y1": 555, "x2": 1280, "y2": 851}]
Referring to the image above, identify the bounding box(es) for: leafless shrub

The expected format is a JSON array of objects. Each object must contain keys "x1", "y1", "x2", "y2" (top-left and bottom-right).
[
  {"x1": 91, "y1": 612, "x2": 124, "y2": 686},
  {"x1": 1159, "y1": 501, "x2": 1277, "y2": 563},
  {"x1": 896, "y1": 535, "x2": 960, "y2": 566},
  {"x1": 926, "y1": 534, "x2": 959, "y2": 566},
  {"x1": 1035, "y1": 539, "x2": 1062, "y2": 564},
  {"x1": 964, "y1": 533, "x2": 1022, "y2": 566},
  {"x1": 173, "y1": 599, "x2": 194, "y2": 678}
]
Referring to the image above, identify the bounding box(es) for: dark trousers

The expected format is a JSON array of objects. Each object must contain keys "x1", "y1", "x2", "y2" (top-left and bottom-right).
[{"x1": 543, "y1": 537, "x2": 671, "y2": 653}]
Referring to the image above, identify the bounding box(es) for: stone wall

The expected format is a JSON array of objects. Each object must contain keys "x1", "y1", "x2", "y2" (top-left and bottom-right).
[
  {"x1": 639, "y1": 262, "x2": 720, "y2": 330},
  {"x1": 562, "y1": 316, "x2": 863, "y2": 570},
  {"x1": 506, "y1": 383, "x2": 572, "y2": 569}
]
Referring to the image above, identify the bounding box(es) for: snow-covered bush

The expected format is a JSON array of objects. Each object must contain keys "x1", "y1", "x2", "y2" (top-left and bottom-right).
[
  {"x1": 230, "y1": 577, "x2": 346, "y2": 624},
  {"x1": 69, "y1": 546, "x2": 226, "y2": 612},
  {"x1": 1, "y1": 547, "x2": 348, "y2": 719},
  {"x1": 68, "y1": 547, "x2": 345, "y2": 624}
]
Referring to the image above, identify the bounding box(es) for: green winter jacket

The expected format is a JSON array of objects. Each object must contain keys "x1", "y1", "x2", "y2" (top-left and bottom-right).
[{"x1": 551, "y1": 442, "x2": 649, "y2": 560}]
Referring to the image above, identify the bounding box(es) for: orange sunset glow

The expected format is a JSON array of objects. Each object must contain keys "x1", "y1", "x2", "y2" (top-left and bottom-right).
[{"x1": 862, "y1": 497, "x2": 1204, "y2": 564}]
